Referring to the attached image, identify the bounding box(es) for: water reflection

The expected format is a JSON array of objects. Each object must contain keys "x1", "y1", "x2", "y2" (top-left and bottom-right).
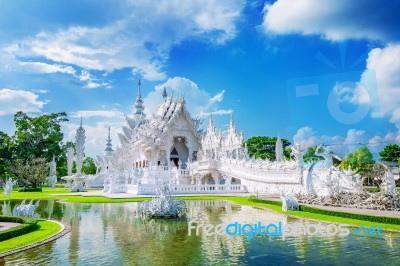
[{"x1": 0, "y1": 200, "x2": 400, "y2": 265}]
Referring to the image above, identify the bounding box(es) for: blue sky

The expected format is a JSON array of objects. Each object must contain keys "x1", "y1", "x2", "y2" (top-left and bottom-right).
[{"x1": 0, "y1": 0, "x2": 399, "y2": 158}]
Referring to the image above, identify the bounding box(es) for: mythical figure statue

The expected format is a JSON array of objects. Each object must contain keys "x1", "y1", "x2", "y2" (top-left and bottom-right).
[
  {"x1": 315, "y1": 145, "x2": 333, "y2": 169},
  {"x1": 290, "y1": 143, "x2": 304, "y2": 170},
  {"x1": 3, "y1": 177, "x2": 16, "y2": 200}
]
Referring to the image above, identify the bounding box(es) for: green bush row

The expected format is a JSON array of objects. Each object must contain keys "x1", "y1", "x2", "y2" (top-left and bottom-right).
[
  {"x1": 299, "y1": 205, "x2": 400, "y2": 225},
  {"x1": 0, "y1": 216, "x2": 39, "y2": 242},
  {"x1": 18, "y1": 187, "x2": 43, "y2": 192},
  {"x1": 248, "y1": 196, "x2": 400, "y2": 225},
  {"x1": 249, "y1": 197, "x2": 282, "y2": 206}
]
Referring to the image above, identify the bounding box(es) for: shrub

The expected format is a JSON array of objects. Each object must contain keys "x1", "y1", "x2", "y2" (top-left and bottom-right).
[
  {"x1": 248, "y1": 197, "x2": 282, "y2": 206},
  {"x1": 0, "y1": 216, "x2": 39, "y2": 241},
  {"x1": 18, "y1": 187, "x2": 42, "y2": 192},
  {"x1": 299, "y1": 205, "x2": 400, "y2": 225}
]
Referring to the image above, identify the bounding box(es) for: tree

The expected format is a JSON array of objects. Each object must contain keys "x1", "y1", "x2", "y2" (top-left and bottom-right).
[
  {"x1": 245, "y1": 136, "x2": 291, "y2": 160},
  {"x1": 379, "y1": 144, "x2": 400, "y2": 163},
  {"x1": 302, "y1": 146, "x2": 323, "y2": 163},
  {"x1": 340, "y1": 146, "x2": 375, "y2": 176},
  {"x1": 82, "y1": 157, "x2": 97, "y2": 175},
  {"x1": 0, "y1": 132, "x2": 14, "y2": 180},
  {"x1": 13, "y1": 111, "x2": 68, "y2": 162},
  {"x1": 8, "y1": 157, "x2": 48, "y2": 188}
]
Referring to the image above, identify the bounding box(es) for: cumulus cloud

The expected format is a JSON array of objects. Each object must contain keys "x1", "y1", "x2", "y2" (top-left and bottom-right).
[
  {"x1": 143, "y1": 77, "x2": 233, "y2": 118},
  {"x1": 3, "y1": 0, "x2": 245, "y2": 81},
  {"x1": 262, "y1": 0, "x2": 400, "y2": 42},
  {"x1": 358, "y1": 44, "x2": 400, "y2": 129},
  {"x1": 292, "y1": 126, "x2": 394, "y2": 158},
  {"x1": 0, "y1": 88, "x2": 47, "y2": 116},
  {"x1": 63, "y1": 120, "x2": 124, "y2": 157},
  {"x1": 70, "y1": 110, "x2": 124, "y2": 119}
]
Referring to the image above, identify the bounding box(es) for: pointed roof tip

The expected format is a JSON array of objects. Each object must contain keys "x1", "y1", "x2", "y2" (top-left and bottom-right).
[
  {"x1": 162, "y1": 87, "x2": 168, "y2": 98},
  {"x1": 80, "y1": 116, "x2": 83, "y2": 127},
  {"x1": 137, "y1": 79, "x2": 142, "y2": 98}
]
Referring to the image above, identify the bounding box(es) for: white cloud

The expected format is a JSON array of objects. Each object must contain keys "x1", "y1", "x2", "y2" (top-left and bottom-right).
[
  {"x1": 292, "y1": 126, "x2": 394, "y2": 158},
  {"x1": 3, "y1": 0, "x2": 245, "y2": 81},
  {"x1": 262, "y1": 0, "x2": 400, "y2": 42},
  {"x1": 77, "y1": 70, "x2": 110, "y2": 89},
  {"x1": 70, "y1": 110, "x2": 124, "y2": 119},
  {"x1": 63, "y1": 120, "x2": 124, "y2": 157},
  {"x1": 144, "y1": 77, "x2": 233, "y2": 119},
  {"x1": 358, "y1": 44, "x2": 400, "y2": 129},
  {"x1": 18, "y1": 61, "x2": 76, "y2": 75},
  {"x1": 0, "y1": 88, "x2": 47, "y2": 116}
]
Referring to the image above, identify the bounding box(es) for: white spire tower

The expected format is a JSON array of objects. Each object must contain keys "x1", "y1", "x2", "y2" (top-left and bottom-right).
[
  {"x1": 275, "y1": 134, "x2": 283, "y2": 162},
  {"x1": 75, "y1": 117, "x2": 86, "y2": 174},
  {"x1": 133, "y1": 80, "x2": 145, "y2": 123},
  {"x1": 104, "y1": 126, "x2": 113, "y2": 156}
]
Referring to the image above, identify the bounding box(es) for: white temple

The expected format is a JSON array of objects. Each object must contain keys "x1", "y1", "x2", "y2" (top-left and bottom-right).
[{"x1": 88, "y1": 81, "x2": 387, "y2": 197}]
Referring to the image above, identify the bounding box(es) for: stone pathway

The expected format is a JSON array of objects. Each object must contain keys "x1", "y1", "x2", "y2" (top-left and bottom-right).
[{"x1": 0, "y1": 222, "x2": 21, "y2": 231}]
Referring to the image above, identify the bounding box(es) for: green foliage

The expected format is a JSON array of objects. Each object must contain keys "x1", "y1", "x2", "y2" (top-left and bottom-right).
[
  {"x1": 248, "y1": 197, "x2": 282, "y2": 206},
  {"x1": 13, "y1": 111, "x2": 68, "y2": 162},
  {"x1": 1, "y1": 112, "x2": 68, "y2": 186},
  {"x1": 340, "y1": 146, "x2": 375, "y2": 175},
  {"x1": 18, "y1": 187, "x2": 43, "y2": 192},
  {"x1": 82, "y1": 157, "x2": 97, "y2": 175},
  {"x1": 245, "y1": 136, "x2": 291, "y2": 160},
  {"x1": 302, "y1": 146, "x2": 323, "y2": 163},
  {"x1": 379, "y1": 144, "x2": 400, "y2": 163},
  {"x1": 8, "y1": 157, "x2": 49, "y2": 188},
  {"x1": 0, "y1": 216, "x2": 39, "y2": 242},
  {"x1": 0, "y1": 132, "x2": 14, "y2": 179}
]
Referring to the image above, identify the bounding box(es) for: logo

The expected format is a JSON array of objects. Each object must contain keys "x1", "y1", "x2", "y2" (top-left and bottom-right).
[{"x1": 188, "y1": 220, "x2": 384, "y2": 241}]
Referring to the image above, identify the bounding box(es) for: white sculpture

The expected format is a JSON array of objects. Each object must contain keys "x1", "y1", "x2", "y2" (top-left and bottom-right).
[
  {"x1": 141, "y1": 183, "x2": 186, "y2": 218},
  {"x1": 290, "y1": 143, "x2": 304, "y2": 170},
  {"x1": 3, "y1": 177, "x2": 16, "y2": 200},
  {"x1": 315, "y1": 145, "x2": 333, "y2": 169},
  {"x1": 281, "y1": 194, "x2": 299, "y2": 211},
  {"x1": 380, "y1": 163, "x2": 396, "y2": 194},
  {"x1": 48, "y1": 156, "x2": 57, "y2": 188},
  {"x1": 13, "y1": 199, "x2": 40, "y2": 218}
]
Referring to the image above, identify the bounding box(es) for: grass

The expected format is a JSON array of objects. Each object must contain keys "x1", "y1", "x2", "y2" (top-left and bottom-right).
[
  {"x1": 0, "y1": 220, "x2": 62, "y2": 253},
  {"x1": 4, "y1": 188, "x2": 400, "y2": 232}
]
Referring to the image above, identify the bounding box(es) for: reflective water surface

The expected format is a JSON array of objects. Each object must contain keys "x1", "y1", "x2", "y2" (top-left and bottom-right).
[{"x1": 1, "y1": 200, "x2": 400, "y2": 265}]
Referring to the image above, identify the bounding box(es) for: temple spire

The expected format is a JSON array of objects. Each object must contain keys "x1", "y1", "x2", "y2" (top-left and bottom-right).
[
  {"x1": 275, "y1": 134, "x2": 283, "y2": 162},
  {"x1": 105, "y1": 126, "x2": 113, "y2": 156},
  {"x1": 133, "y1": 80, "x2": 145, "y2": 122},
  {"x1": 162, "y1": 87, "x2": 167, "y2": 99}
]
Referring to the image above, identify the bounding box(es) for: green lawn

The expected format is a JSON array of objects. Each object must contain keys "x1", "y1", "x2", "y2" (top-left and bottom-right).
[
  {"x1": 4, "y1": 188, "x2": 400, "y2": 232},
  {"x1": 0, "y1": 220, "x2": 62, "y2": 254}
]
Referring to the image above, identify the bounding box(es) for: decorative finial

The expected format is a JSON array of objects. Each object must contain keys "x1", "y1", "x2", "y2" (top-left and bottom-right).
[
  {"x1": 108, "y1": 126, "x2": 111, "y2": 139},
  {"x1": 162, "y1": 87, "x2": 167, "y2": 99},
  {"x1": 80, "y1": 116, "x2": 83, "y2": 127},
  {"x1": 138, "y1": 80, "x2": 142, "y2": 98}
]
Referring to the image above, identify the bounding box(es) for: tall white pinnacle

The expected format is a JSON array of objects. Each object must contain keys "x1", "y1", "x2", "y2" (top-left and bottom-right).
[
  {"x1": 275, "y1": 134, "x2": 283, "y2": 162},
  {"x1": 75, "y1": 118, "x2": 86, "y2": 174},
  {"x1": 104, "y1": 126, "x2": 113, "y2": 156},
  {"x1": 67, "y1": 146, "x2": 74, "y2": 176}
]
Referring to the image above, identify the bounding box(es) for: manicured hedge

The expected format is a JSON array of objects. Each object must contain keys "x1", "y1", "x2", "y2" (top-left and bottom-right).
[
  {"x1": 249, "y1": 197, "x2": 282, "y2": 206},
  {"x1": 0, "y1": 216, "x2": 39, "y2": 241},
  {"x1": 249, "y1": 196, "x2": 400, "y2": 225},
  {"x1": 298, "y1": 205, "x2": 400, "y2": 225},
  {"x1": 18, "y1": 187, "x2": 43, "y2": 192}
]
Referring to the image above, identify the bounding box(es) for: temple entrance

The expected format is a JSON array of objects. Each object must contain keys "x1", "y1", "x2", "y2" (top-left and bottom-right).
[{"x1": 170, "y1": 136, "x2": 189, "y2": 169}]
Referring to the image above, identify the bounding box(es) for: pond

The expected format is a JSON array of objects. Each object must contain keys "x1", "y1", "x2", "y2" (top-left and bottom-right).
[{"x1": 1, "y1": 200, "x2": 400, "y2": 265}]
